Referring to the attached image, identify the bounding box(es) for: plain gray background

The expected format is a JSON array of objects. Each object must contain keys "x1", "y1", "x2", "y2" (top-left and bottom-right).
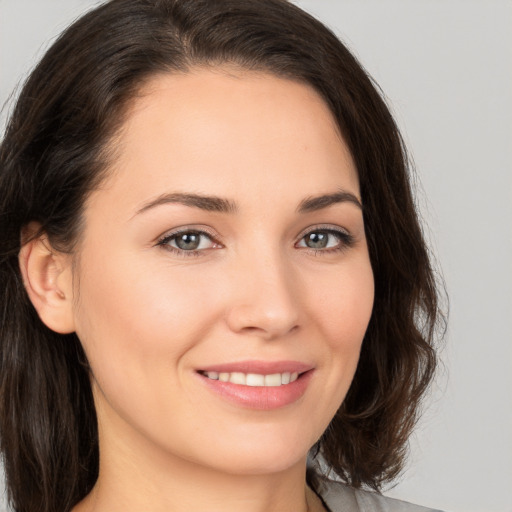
[{"x1": 1, "y1": 1, "x2": 511, "y2": 511}]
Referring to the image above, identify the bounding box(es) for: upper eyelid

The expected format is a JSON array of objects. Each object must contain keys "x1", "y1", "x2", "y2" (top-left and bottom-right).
[
  {"x1": 296, "y1": 227, "x2": 352, "y2": 246},
  {"x1": 157, "y1": 225, "x2": 220, "y2": 244},
  {"x1": 297, "y1": 224, "x2": 351, "y2": 239}
]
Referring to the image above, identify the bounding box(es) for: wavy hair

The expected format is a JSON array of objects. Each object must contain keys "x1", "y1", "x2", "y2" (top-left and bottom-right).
[{"x1": 0, "y1": 1, "x2": 445, "y2": 511}]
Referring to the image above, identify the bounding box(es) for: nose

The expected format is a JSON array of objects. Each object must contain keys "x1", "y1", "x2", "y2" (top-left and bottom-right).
[{"x1": 224, "y1": 250, "x2": 300, "y2": 340}]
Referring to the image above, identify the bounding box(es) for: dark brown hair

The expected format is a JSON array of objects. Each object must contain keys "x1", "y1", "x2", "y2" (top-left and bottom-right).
[{"x1": 0, "y1": 1, "x2": 444, "y2": 511}]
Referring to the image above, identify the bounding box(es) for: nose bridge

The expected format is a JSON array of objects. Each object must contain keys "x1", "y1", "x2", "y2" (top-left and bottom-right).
[{"x1": 225, "y1": 240, "x2": 300, "y2": 339}]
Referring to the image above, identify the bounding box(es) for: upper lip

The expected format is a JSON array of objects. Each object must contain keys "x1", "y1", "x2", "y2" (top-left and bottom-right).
[{"x1": 198, "y1": 360, "x2": 314, "y2": 375}]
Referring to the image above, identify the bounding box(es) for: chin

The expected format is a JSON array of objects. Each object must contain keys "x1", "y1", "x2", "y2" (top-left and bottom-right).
[
  {"x1": 187, "y1": 427, "x2": 315, "y2": 476},
  {"x1": 207, "y1": 449, "x2": 308, "y2": 476}
]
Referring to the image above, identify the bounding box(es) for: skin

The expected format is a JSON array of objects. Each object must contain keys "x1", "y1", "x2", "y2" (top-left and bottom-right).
[{"x1": 21, "y1": 68, "x2": 374, "y2": 512}]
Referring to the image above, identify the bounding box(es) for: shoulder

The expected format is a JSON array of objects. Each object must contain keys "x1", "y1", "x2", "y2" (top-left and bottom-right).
[{"x1": 313, "y1": 476, "x2": 445, "y2": 512}]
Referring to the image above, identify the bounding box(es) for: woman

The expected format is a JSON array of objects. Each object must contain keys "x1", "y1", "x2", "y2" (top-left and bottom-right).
[{"x1": 0, "y1": 1, "x2": 445, "y2": 511}]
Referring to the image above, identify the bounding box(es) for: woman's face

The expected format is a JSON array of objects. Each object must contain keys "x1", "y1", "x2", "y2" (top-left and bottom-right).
[{"x1": 70, "y1": 68, "x2": 374, "y2": 475}]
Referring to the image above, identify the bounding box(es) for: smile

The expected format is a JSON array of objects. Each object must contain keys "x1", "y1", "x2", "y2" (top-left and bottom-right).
[
  {"x1": 200, "y1": 371, "x2": 299, "y2": 387},
  {"x1": 196, "y1": 362, "x2": 315, "y2": 410}
]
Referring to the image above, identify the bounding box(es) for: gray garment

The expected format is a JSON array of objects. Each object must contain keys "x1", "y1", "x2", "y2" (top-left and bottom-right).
[{"x1": 314, "y1": 477, "x2": 444, "y2": 512}]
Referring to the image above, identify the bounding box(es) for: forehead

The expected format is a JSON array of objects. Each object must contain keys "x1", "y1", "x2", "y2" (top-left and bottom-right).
[{"x1": 92, "y1": 68, "x2": 359, "y2": 217}]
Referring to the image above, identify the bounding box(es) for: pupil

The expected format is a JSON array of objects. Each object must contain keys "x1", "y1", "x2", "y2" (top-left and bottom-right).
[
  {"x1": 176, "y1": 233, "x2": 200, "y2": 250},
  {"x1": 307, "y1": 232, "x2": 328, "y2": 249}
]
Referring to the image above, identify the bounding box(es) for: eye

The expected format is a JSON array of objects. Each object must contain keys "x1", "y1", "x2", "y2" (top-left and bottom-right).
[
  {"x1": 296, "y1": 228, "x2": 353, "y2": 252},
  {"x1": 157, "y1": 229, "x2": 219, "y2": 254}
]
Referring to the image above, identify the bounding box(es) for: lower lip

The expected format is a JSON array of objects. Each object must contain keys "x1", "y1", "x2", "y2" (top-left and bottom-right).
[{"x1": 197, "y1": 370, "x2": 314, "y2": 410}]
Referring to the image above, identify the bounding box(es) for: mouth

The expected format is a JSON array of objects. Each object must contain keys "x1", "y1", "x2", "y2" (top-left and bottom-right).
[{"x1": 195, "y1": 361, "x2": 314, "y2": 410}]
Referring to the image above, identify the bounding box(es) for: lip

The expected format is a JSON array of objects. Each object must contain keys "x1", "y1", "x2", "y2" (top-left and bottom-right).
[
  {"x1": 195, "y1": 360, "x2": 315, "y2": 410},
  {"x1": 198, "y1": 360, "x2": 313, "y2": 375}
]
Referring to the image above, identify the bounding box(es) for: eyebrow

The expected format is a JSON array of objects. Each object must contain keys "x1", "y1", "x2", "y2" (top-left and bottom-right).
[
  {"x1": 134, "y1": 189, "x2": 362, "y2": 216},
  {"x1": 135, "y1": 192, "x2": 238, "y2": 215},
  {"x1": 297, "y1": 190, "x2": 362, "y2": 213}
]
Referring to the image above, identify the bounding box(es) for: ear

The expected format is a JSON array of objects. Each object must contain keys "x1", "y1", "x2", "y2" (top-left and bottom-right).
[{"x1": 19, "y1": 223, "x2": 76, "y2": 334}]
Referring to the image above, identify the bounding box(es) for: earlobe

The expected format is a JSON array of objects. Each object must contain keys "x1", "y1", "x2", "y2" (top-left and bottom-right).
[{"x1": 19, "y1": 226, "x2": 76, "y2": 334}]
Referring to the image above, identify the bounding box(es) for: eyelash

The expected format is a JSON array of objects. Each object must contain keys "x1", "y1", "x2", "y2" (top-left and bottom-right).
[
  {"x1": 156, "y1": 226, "x2": 354, "y2": 258},
  {"x1": 296, "y1": 226, "x2": 354, "y2": 255},
  {"x1": 156, "y1": 227, "x2": 219, "y2": 258}
]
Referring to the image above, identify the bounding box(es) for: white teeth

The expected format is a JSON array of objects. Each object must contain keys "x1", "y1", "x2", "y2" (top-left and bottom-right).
[
  {"x1": 246, "y1": 373, "x2": 265, "y2": 386},
  {"x1": 203, "y1": 370, "x2": 302, "y2": 387},
  {"x1": 264, "y1": 373, "x2": 282, "y2": 386},
  {"x1": 229, "y1": 372, "x2": 246, "y2": 385}
]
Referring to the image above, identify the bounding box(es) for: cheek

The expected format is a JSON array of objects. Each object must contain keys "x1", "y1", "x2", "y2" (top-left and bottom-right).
[
  {"x1": 316, "y1": 257, "x2": 374, "y2": 350},
  {"x1": 72, "y1": 250, "x2": 223, "y2": 379},
  {"x1": 311, "y1": 256, "x2": 374, "y2": 400},
  {"x1": 71, "y1": 251, "x2": 228, "y2": 438}
]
